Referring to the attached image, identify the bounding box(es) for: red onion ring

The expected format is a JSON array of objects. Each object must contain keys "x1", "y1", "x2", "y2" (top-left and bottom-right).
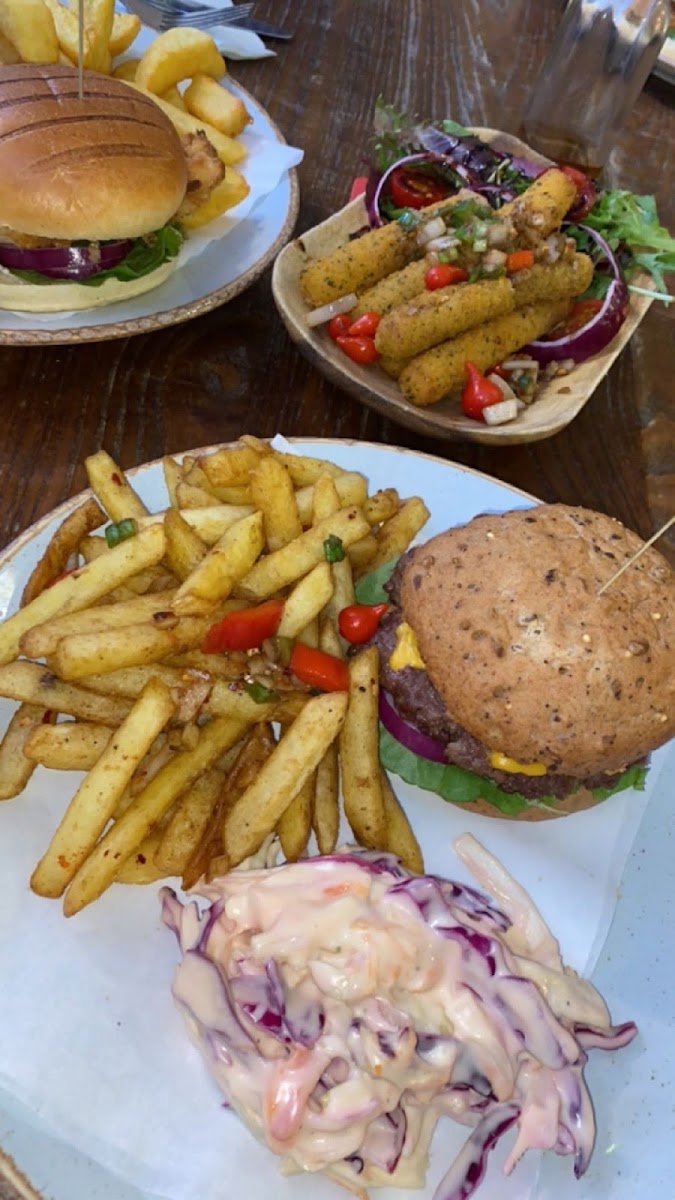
[
  {"x1": 378, "y1": 689, "x2": 447, "y2": 764},
  {"x1": 0, "y1": 239, "x2": 132, "y2": 281},
  {"x1": 524, "y1": 225, "x2": 630, "y2": 364},
  {"x1": 368, "y1": 152, "x2": 452, "y2": 228}
]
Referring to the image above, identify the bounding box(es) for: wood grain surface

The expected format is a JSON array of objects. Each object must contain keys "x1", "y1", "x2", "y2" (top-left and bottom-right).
[{"x1": 0, "y1": 0, "x2": 672, "y2": 570}]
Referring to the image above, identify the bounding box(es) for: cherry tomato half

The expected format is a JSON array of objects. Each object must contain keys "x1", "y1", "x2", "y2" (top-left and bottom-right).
[
  {"x1": 335, "y1": 334, "x2": 379, "y2": 364},
  {"x1": 347, "y1": 311, "x2": 380, "y2": 337},
  {"x1": 327, "y1": 313, "x2": 352, "y2": 340},
  {"x1": 558, "y1": 165, "x2": 598, "y2": 222},
  {"x1": 388, "y1": 166, "x2": 450, "y2": 210},
  {"x1": 424, "y1": 264, "x2": 468, "y2": 290},
  {"x1": 544, "y1": 298, "x2": 603, "y2": 339}
]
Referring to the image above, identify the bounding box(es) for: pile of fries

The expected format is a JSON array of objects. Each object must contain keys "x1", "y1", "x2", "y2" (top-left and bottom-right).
[
  {"x1": 0, "y1": 0, "x2": 251, "y2": 227},
  {"x1": 0, "y1": 439, "x2": 429, "y2": 916}
]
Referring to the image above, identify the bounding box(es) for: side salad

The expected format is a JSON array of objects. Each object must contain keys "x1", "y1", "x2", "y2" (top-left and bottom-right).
[{"x1": 367, "y1": 100, "x2": 675, "y2": 300}]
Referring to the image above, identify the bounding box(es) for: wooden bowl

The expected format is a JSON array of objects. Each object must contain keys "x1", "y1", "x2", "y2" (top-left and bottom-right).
[{"x1": 272, "y1": 129, "x2": 653, "y2": 445}]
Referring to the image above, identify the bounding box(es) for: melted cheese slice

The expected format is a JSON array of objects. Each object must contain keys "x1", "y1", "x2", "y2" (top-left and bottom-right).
[
  {"x1": 489, "y1": 751, "x2": 547, "y2": 777},
  {"x1": 389, "y1": 622, "x2": 425, "y2": 670}
]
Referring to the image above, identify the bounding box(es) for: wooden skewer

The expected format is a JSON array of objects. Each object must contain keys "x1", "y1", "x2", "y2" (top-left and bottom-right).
[
  {"x1": 597, "y1": 514, "x2": 675, "y2": 595},
  {"x1": 77, "y1": 0, "x2": 84, "y2": 100}
]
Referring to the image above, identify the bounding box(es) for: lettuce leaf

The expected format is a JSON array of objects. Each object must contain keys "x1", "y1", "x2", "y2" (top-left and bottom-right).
[
  {"x1": 354, "y1": 557, "x2": 398, "y2": 605},
  {"x1": 583, "y1": 190, "x2": 675, "y2": 294}
]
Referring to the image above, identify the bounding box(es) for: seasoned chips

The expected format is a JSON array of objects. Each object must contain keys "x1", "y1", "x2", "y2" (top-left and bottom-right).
[{"x1": 0, "y1": 439, "x2": 431, "y2": 913}]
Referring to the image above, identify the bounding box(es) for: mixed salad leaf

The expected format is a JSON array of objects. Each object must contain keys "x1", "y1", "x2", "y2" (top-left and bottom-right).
[{"x1": 367, "y1": 99, "x2": 674, "y2": 303}]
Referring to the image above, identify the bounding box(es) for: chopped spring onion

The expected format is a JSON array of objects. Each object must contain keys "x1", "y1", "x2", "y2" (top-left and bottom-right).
[
  {"x1": 323, "y1": 533, "x2": 346, "y2": 563},
  {"x1": 244, "y1": 679, "x2": 279, "y2": 704},
  {"x1": 105, "y1": 518, "x2": 138, "y2": 548},
  {"x1": 306, "y1": 293, "x2": 357, "y2": 327}
]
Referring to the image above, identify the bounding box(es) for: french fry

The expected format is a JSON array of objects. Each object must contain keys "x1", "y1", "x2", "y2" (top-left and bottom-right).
[
  {"x1": 85, "y1": 449, "x2": 149, "y2": 522},
  {"x1": 239, "y1": 506, "x2": 371, "y2": 601},
  {"x1": 19, "y1": 588, "x2": 177, "y2": 659},
  {"x1": 198, "y1": 443, "x2": 267, "y2": 489},
  {"x1": 115, "y1": 831, "x2": 167, "y2": 884},
  {"x1": 181, "y1": 722, "x2": 276, "y2": 888},
  {"x1": 0, "y1": 0, "x2": 58, "y2": 63},
  {"x1": 277, "y1": 562, "x2": 333, "y2": 639},
  {"x1": 346, "y1": 533, "x2": 378, "y2": 574},
  {"x1": 51, "y1": 614, "x2": 215, "y2": 679},
  {"x1": 172, "y1": 511, "x2": 265, "y2": 614},
  {"x1": 129, "y1": 83, "x2": 246, "y2": 167},
  {"x1": 205, "y1": 678, "x2": 281, "y2": 725},
  {"x1": 312, "y1": 742, "x2": 339, "y2": 855},
  {"x1": 366, "y1": 497, "x2": 431, "y2": 572},
  {"x1": 135, "y1": 27, "x2": 225, "y2": 94},
  {"x1": 21, "y1": 497, "x2": 105, "y2": 605},
  {"x1": 0, "y1": 703, "x2": 50, "y2": 800},
  {"x1": 277, "y1": 771, "x2": 314, "y2": 862},
  {"x1": 109, "y1": 11, "x2": 140, "y2": 57},
  {"x1": 184, "y1": 73, "x2": 252, "y2": 137},
  {"x1": 31, "y1": 679, "x2": 177, "y2": 898},
  {"x1": 141, "y1": 504, "x2": 256, "y2": 546},
  {"x1": 81, "y1": 0, "x2": 115, "y2": 73},
  {"x1": 0, "y1": 28, "x2": 21, "y2": 64},
  {"x1": 310, "y1": 473, "x2": 341, "y2": 523},
  {"x1": 324, "y1": 555, "x2": 356, "y2": 626},
  {"x1": 24, "y1": 721, "x2": 112, "y2": 772},
  {"x1": 112, "y1": 56, "x2": 139, "y2": 82},
  {"x1": 155, "y1": 767, "x2": 224, "y2": 875},
  {"x1": 249, "y1": 454, "x2": 302, "y2": 552},
  {"x1": 0, "y1": 661, "x2": 131, "y2": 725},
  {"x1": 223, "y1": 692, "x2": 348, "y2": 866},
  {"x1": 0, "y1": 525, "x2": 166, "y2": 667},
  {"x1": 339, "y1": 647, "x2": 385, "y2": 849},
  {"x1": 63, "y1": 714, "x2": 250, "y2": 915},
  {"x1": 180, "y1": 167, "x2": 251, "y2": 229},
  {"x1": 380, "y1": 769, "x2": 424, "y2": 874},
  {"x1": 163, "y1": 508, "x2": 209, "y2": 582},
  {"x1": 274, "y1": 451, "x2": 347, "y2": 488},
  {"x1": 162, "y1": 456, "x2": 182, "y2": 509},
  {"x1": 76, "y1": 664, "x2": 184, "y2": 699}
]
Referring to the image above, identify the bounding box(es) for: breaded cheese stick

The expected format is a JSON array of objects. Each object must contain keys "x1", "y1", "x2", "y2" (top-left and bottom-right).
[
  {"x1": 511, "y1": 252, "x2": 594, "y2": 305},
  {"x1": 375, "y1": 253, "x2": 593, "y2": 361},
  {"x1": 399, "y1": 299, "x2": 572, "y2": 408},
  {"x1": 375, "y1": 276, "x2": 515, "y2": 360},
  {"x1": 300, "y1": 193, "x2": 489, "y2": 308},
  {"x1": 501, "y1": 168, "x2": 577, "y2": 239},
  {"x1": 351, "y1": 259, "x2": 430, "y2": 319}
]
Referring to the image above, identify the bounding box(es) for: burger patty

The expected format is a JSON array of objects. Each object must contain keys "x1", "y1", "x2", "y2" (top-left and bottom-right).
[{"x1": 372, "y1": 595, "x2": 632, "y2": 801}]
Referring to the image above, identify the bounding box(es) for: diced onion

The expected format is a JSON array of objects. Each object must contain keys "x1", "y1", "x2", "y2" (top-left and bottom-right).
[
  {"x1": 501, "y1": 358, "x2": 538, "y2": 370},
  {"x1": 487, "y1": 373, "x2": 517, "y2": 400},
  {"x1": 417, "y1": 216, "x2": 446, "y2": 246},
  {"x1": 425, "y1": 235, "x2": 459, "y2": 253},
  {"x1": 306, "y1": 293, "x2": 357, "y2": 327},
  {"x1": 482, "y1": 399, "x2": 519, "y2": 425}
]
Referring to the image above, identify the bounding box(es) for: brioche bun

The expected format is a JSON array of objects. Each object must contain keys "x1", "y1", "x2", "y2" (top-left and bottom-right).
[
  {"x1": 0, "y1": 64, "x2": 187, "y2": 241},
  {"x1": 399, "y1": 505, "x2": 674, "y2": 781}
]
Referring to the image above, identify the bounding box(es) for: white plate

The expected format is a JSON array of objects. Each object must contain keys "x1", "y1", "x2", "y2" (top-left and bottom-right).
[
  {"x1": 0, "y1": 71, "x2": 299, "y2": 346},
  {"x1": 653, "y1": 32, "x2": 675, "y2": 84},
  {"x1": 0, "y1": 439, "x2": 672, "y2": 1200}
]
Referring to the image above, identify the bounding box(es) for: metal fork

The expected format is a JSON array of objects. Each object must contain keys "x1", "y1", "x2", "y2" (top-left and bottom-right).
[{"x1": 123, "y1": 0, "x2": 254, "y2": 33}]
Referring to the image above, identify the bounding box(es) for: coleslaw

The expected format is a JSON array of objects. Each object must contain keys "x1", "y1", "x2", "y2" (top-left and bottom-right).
[{"x1": 161, "y1": 836, "x2": 636, "y2": 1199}]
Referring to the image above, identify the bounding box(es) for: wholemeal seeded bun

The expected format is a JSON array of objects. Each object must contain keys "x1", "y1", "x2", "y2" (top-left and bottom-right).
[{"x1": 398, "y1": 505, "x2": 674, "y2": 780}]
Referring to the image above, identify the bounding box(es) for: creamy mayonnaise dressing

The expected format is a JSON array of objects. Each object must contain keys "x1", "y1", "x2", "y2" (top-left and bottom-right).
[{"x1": 161, "y1": 839, "x2": 636, "y2": 1200}]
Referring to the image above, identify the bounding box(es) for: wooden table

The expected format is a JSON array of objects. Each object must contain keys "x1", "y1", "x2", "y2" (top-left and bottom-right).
[{"x1": 0, "y1": 0, "x2": 673, "y2": 565}]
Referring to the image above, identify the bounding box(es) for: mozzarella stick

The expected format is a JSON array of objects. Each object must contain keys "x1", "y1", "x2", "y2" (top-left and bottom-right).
[
  {"x1": 399, "y1": 299, "x2": 572, "y2": 408},
  {"x1": 502, "y1": 168, "x2": 577, "y2": 239},
  {"x1": 375, "y1": 276, "x2": 515, "y2": 360},
  {"x1": 511, "y1": 252, "x2": 594, "y2": 306},
  {"x1": 300, "y1": 193, "x2": 487, "y2": 308},
  {"x1": 350, "y1": 259, "x2": 430, "y2": 319}
]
